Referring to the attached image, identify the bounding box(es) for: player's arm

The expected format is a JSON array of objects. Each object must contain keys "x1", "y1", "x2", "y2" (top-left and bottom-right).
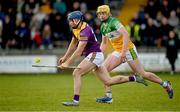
[
  {"x1": 65, "y1": 40, "x2": 87, "y2": 65},
  {"x1": 111, "y1": 20, "x2": 129, "y2": 54},
  {"x1": 58, "y1": 37, "x2": 78, "y2": 64},
  {"x1": 112, "y1": 20, "x2": 129, "y2": 62},
  {"x1": 100, "y1": 36, "x2": 108, "y2": 53},
  {"x1": 116, "y1": 26, "x2": 130, "y2": 62},
  {"x1": 118, "y1": 27, "x2": 130, "y2": 54},
  {"x1": 64, "y1": 37, "x2": 78, "y2": 58}
]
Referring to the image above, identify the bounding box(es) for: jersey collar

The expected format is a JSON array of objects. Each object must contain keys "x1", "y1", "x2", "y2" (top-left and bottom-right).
[{"x1": 102, "y1": 16, "x2": 111, "y2": 23}]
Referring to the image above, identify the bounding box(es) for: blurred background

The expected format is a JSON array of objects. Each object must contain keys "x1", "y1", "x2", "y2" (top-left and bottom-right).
[
  {"x1": 0, "y1": 0, "x2": 179, "y2": 73},
  {"x1": 0, "y1": 0, "x2": 180, "y2": 111}
]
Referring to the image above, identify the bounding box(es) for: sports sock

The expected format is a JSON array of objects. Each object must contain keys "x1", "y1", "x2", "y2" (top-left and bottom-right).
[
  {"x1": 129, "y1": 75, "x2": 136, "y2": 81},
  {"x1": 106, "y1": 91, "x2": 112, "y2": 98},
  {"x1": 160, "y1": 81, "x2": 167, "y2": 87},
  {"x1": 73, "y1": 95, "x2": 79, "y2": 103}
]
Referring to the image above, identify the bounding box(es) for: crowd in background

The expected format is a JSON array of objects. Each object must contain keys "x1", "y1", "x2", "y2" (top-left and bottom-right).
[
  {"x1": 0, "y1": 0, "x2": 102, "y2": 49},
  {"x1": 0, "y1": 0, "x2": 179, "y2": 50},
  {"x1": 128, "y1": 0, "x2": 179, "y2": 47}
]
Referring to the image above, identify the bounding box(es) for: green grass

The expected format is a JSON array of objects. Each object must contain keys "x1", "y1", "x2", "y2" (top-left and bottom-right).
[{"x1": 0, "y1": 72, "x2": 180, "y2": 111}]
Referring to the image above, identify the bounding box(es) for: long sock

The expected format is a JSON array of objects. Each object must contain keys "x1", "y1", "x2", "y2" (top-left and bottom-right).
[
  {"x1": 106, "y1": 91, "x2": 112, "y2": 98},
  {"x1": 73, "y1": 95, "x2": 79, "y2": 103},
  {"x1": 160, "y1": 81, "x2": 167, "y2": 87},
  {"x1": 129, "y1": 75, "x2": 136, "y2": 81}
]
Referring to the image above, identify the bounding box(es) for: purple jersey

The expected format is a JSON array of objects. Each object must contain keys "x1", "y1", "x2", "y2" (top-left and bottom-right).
[{"x1": 72, "y1": 22, "x2": 101, "y2": 56}]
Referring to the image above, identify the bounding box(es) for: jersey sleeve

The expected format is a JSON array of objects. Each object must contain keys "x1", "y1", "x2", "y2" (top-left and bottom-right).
[{"x1": 111, "y1": 19, "x2": 124, "y2": 31}]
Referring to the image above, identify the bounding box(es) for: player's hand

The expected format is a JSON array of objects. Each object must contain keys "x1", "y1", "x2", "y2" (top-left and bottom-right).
[
  {"x1": 58, "y1": 56, "x2": 67, "y2": 65},
  {"x1": 59, "y1": 62, "x2": 69, "y2": 69},
  {"x1": 120, "y1": 52, "x2": 127, "y2": 63}
]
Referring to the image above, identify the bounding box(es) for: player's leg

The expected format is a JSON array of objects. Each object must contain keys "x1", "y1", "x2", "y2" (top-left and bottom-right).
[
  {"x1": 94, "y1": 65, "x2": 128, "y2": 103},
  {"x1": 95, "y1": 65, "x2": 128, "y2": 85},
  {"x1": 62, "y1": 59, "x2": 97, "y2": 106},
  {"x1": 94, "y1": 53, "x2": 122, "y2": 103},
  {"x1": 95, "y1": 52, "x2": 147, "y2": 103},
  {"x1": 125, "y1": 46, "x2": 162, "y2": 84},
  {"x1": 101, "y1": 53, "x2": 122, "y2": 97},
  {"x1": 104, "y1": 52, "x2": 147, "y2": 85},
  {"x1": 169, "y1": 58, "x2": 176, "y2": 74},
  {"x1": 128, "y1": 58, "x2": 162, "y2": 84},
  {"x1": 94, "y1": 63, "x2": 147, "y2": 103},
  {"x1": 73, "y1": 60, "x2": 96, "y2": 95},
  {"x1": 63, "y1": 52, "x2": 105, "y2": 106},
  {"x1": 104, "y1": 52, "x2": 122, "y2": 72},
  {"x1": 128, "y1": 59, "x2": 162, "y2": 83},
  {"x1": 128, "y1": 57, "x2": 173, "y2": 99}
]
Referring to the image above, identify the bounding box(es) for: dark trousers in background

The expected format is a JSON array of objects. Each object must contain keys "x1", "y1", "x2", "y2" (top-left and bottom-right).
[{"x1": 167, "y1": 58, "x2": 176, "y2": 72}]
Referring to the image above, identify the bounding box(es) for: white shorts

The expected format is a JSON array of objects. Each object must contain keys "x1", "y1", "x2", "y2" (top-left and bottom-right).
[
  {"x1": 112, "y1": 46, "x2": 138, "y2": 61},
  {"x1": 85, "y1": 52, "x2": 104, "y2": 67}
]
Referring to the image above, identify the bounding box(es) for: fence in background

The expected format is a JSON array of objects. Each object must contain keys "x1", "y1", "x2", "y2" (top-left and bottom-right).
[
  {"x1": 0, "y1": 53, "x2": 179, "y2": 73},
  {"x1": 0, "y1": 55, "x2": 57, "y2": 73},
  {"x1": 113, "y1": 53, "x2": 180, "y2": 72}
]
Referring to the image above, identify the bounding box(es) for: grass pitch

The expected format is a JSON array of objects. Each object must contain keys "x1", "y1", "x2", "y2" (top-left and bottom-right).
[{"x1": 0, "y1": 72, "x2": 180, "y2": 111}]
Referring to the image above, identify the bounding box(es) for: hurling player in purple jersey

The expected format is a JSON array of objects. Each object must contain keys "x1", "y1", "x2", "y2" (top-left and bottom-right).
[{"x1": 58, "y1": 11, "x2": 147, "y2": 106}]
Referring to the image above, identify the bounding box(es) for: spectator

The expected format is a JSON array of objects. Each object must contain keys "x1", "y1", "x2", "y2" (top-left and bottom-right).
[
  {"x1": 131, "y1": 13, "x2": 140, "y2": 24},
  {"x1": 168, "y1": 10, "x2": 179, "y2": 28},
  {"x1": 176, "y1": 0, "x2": 180, "y2": 17},
  {"x1": 0, "y1": 0, "x2": 178, "y2": 50},
  {"x1": 2, "y1": 15, "x2": 15, "y2": 49},
  {"x1": 158, "y1": 17, "x2": 173, "y2": 46},
  {"x1": 41, "y1": 24, "x2": 52, "y2": 49},
  {"x1": 25, "y1": 0, "x2": 39, "y2": 14},
  {"x1": 168, "y1": 0, "x2": 179, "y2": 12},
  {"x1": 128, "y1": 20, "x2": 142, "y2": 46},
  {"x1": 15, "y1": 21, "x2": 30, "y2": 49},
  {"x1": 51, "y1": 14, "x2": 66, "y2": 42},
  {"x1": 93, "y1": 18, "x2": 101, "y2": 41},
  {"x1": 40, "y1": 14, "x2": 50, "y2": 31},
  {"x1": 84, "y1": 12, "x2": 95, "y2": 28},
  {"x1": 72, "y1": 1, "x2": 80, "y2": 11},
  {"x1": 33, "y1": 10, "x2": 46, "y2": 29},
  {"x1": 145, "y1": 0, "x2": 158, "y2": 19},
  {"x1": 144, "y1": 18, "x2": 158, "y2": 46},
  {"x1": 165, "y1": 31, "x2": 179, "y2": 74},
  {"x1": 40, "y1": 0, "x2": 52, "y2": 14},
  {"x1": 17, "y1": 0, "x2": 26, "y2": 14},
  {"x1": 22, "y1": 7, "x2": 33, "y2": 26},
  {"x1": 7, "y1": 8, "x2": 16, "y2": 20},
  {"x1": 160, "y1": 0, "x2": 171, "y2": 18},
  {"x1": 0, "y1": 4, "x2": 5, "y2": 21},
  {"x1": 137, "y1": 5, "x2": 146, "y2": 25},
  {"x1": 80, "y1": 2, "x2": 87, "y2": 13},
  {"x1": 53, "y1": 0, "x2": 67, "y2": 15},
  {"x1": 30, "y1": 26, "x2": 42, "y2": 48}
]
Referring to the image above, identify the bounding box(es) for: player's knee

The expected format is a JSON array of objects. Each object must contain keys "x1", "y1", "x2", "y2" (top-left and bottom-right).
[
  {"x1": 139, "y1": 71, "x2": 148, "y2": 78},
  {"x1": 105, "y1": 66, "x2": 111, "y2": 72},
  {"x1": 72, "y1": 70, "x2": 82, "y2": 77},
  {"x1": 73, "y1": 69, "x2": 83, "y2": 77},
  {"x1": 104, "y1": 80, "x2": 111, "y2": 86}
]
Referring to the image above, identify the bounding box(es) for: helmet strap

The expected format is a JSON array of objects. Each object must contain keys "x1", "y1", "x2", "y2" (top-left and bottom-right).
[{"x1": 72, "y1": 19, "x2": 82, "y2": 29}]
